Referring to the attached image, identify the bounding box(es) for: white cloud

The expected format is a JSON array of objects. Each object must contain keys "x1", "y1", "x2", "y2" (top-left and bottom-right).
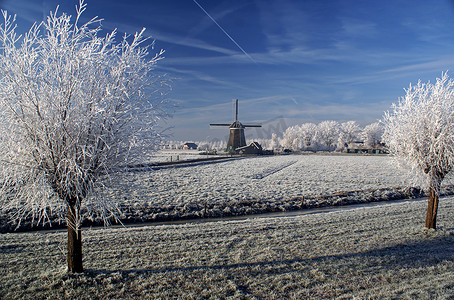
[
  {"x1": 159, "y1": 65, "x2": 246, "y2": 90},
  {"x1": 380, "y1": 56, "x2": 454, "y2": 77}
]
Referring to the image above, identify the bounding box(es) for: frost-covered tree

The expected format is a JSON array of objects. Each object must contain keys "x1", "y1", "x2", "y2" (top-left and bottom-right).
[
  {"x1": 282, "y1": 123, "x2": 318, "y2": 151},
  {"x1": 362, "y1": 122, "x2": 383, "y2": 148},
  {"x1": 382, "y1": 73, "x2": 454, "y2": 229},
  {"x1": 269, "y1": 133, "x2": 280, "y2": 151},
  {"x1": 0, "y1": 1, "x2": 167, "y2": 272},
  {"x1": 299, "y1": 122, "x2": 317, "y2": 150},
  {"x1": 315, "y1": 121, "x2": 339, "y2": 151},
  {"x1": 214, "y1": 140, "x2": 226, "y2": 151},
  {"x1": 282, "y1": 125, "x2": 300, "y2": 150},
  {"x1": 338, "y1": 121, "x2": 361, "y2": 150}
]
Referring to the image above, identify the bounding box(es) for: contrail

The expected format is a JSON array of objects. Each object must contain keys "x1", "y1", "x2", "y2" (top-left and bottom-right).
[{"x1": 192, "y1": 0, "x2": 257, "y2": 64}]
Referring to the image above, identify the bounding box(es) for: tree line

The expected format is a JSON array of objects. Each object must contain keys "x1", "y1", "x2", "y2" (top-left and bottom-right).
[
  {"x1": 279, "y1": 121, "x2": 383, "y2": 152},
  {"x1": 178, "y1": 121, "x2": 384, "y2": 153}
]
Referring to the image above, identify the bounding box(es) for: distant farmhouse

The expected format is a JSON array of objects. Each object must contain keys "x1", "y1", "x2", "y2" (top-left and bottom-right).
[
  {"x1": 237, "y1": 141, "x2": 262, "y2": 155},
  {"x1": 182, "y1": 142, "x2": 198, "y2": 150},
  {"x1": 345, "y1": 141, "x2": 387, "y2": 154}
]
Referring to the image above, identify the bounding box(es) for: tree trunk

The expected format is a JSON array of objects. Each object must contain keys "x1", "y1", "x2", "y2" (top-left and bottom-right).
[
  {"x1": 67, "y1": 203, "x2": 83, "y2": 272},
  {"x1": 425, "y1": 184, "x2": 440, "y2": 230}
]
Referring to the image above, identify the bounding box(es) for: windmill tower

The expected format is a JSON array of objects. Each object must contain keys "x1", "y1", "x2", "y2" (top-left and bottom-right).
[{"x1": 210, "y1": 99, "x2": 261, "y2": 152}]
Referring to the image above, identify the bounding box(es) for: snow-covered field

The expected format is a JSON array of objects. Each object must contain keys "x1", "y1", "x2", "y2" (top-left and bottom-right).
[
  {"x1": 115, "y1": 153, "x2": 416, "y2": 206},
  {"x1": 1, "y1": 197, "x2": 453, "y2": 299},
  {"x1": 4, "y1": 153, "x2": 454, "y2": 232},
  {"x1": 6, "y1": 153, "x2": 454, "y2": 231},
  {"x1": 103, "y1": 154, "x2": 427, "y2": 223}
]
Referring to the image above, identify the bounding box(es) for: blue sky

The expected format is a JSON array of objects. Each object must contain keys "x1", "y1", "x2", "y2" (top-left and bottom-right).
[{"x1": 3, "y1": 0, "x2": 454, "y2": 142}]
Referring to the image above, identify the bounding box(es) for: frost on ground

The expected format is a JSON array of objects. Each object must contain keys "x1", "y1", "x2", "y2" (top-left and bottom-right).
[
  {"x1": 118, "y1": 154, "x2": 407, "y2": 204},
  {"x1": 140, "y1": 149, "x2": 212, "y2": 163},
  {"x1": 1, "y1": 198, "x2": 453, "y2": 299},
  {"x1": 4, "y1": 154, "x2": 454, "y2": 232},
  {"x1": 105, "y1": 155, "x2": 415, "y2": 222},
  {"x1": 96, "y1": 154, "x2": 452, "y2": 224}
]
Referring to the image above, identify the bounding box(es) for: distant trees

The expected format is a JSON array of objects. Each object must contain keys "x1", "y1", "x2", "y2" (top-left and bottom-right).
[
  {"x1": 338, "y1": 121, "x2": 361, "y2": 150},
  {"x1": 279, "y1": 120, "x2": 382, "y2": 152},
  {"x1": 383, "y1": 73, "x2": 454, "y2": 229},
  {"x1": 362, "y1": 122, "x2": 383, "y2": 148},
  {"x1": 282, "y1": 125, "x2": 302, "y2": 151},
  {"x1": 183, "y1": 120, "x2": 383, "y2": 153},
  {"x1": 0, "y1": 1, "x2": 168, "y2": 272},
  {"x1": 316, "y1": 121, "x2": 340, "y2": 151},
  {"x1": 299, "y1": 123, "x2": 318, "y2": 149},
  {"x1": 281, "y1": 123, "x2": 319, "y2": 151},
  {"x1": 269, "y1": 133, "x2": 280, "y2": 151}
]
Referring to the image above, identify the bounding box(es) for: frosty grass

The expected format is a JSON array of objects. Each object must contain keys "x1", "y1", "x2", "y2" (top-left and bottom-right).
[
  {"x1": 100, "y1": 154, "x2": 429, "y2": 224},
  {"x1": 112, "y1": 154, "x2": 409, "y2": 206},
  {"x1": 5, "y1": 153, "x2": 447, "y2": 229},
  {"x1": 1, "y1": 197, "x2": 453, "y2": 299},
  {"x1": 1, "y1": 154, "x2": 454, "y2": 298}
]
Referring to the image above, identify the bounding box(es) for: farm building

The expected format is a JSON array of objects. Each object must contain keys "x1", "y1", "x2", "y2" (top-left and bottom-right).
[
  {"x1": 237, "y1": 141, "x2": 263, "y2": 155},
  {"x1": 182, "y1": 142, "x2": 198, "y2": 150},
  {"x1": 344, "y1": 141, "x2": 388, "y2": 154}
]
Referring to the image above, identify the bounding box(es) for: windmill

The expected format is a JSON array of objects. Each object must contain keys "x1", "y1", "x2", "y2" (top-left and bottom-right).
[{"x1": 210, "y1": 99, "x2": 261, "y2": 152}]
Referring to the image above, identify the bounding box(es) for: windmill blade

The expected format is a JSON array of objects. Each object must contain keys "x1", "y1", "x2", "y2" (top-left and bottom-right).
[
  {"x1": 243, "y1": 124, "x2": 262, "y2": 127},
  {"x1": 235, "y1": 99, "x2": 238, "y2": 121},
  {"x1": 210, "y1": 123, "x2": 231, "y2": 126}
]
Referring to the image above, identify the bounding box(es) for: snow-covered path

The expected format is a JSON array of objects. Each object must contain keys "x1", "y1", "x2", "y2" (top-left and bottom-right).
[{"x1": 1, "y1": 196, "x2": 453, "y2": 298}]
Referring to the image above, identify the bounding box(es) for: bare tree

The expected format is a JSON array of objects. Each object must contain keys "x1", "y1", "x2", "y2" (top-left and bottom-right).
[
  {"x1": 383, "y1": 72, "x2": 454, "y2": 229},
  {"x1": 0, "y1": 1, "x2": 168, "y2": 272}
]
